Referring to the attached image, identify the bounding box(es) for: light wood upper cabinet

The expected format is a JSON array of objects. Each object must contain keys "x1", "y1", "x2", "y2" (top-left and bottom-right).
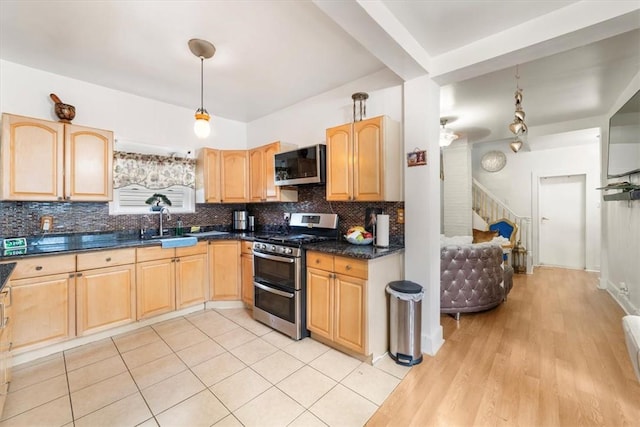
[
  {"x1": 196, "y1": 148, "x2": 221, "y2": 203},
  {"x1": 1, "y1": 113, "x2": 113, "y2": 201},
  {"x1": 209, "y1": 241, "x2": 241, "y2": 300},
  {"x1": 64, "y1": 124, "x2": 113, "y2": 201},
  {"x1": 220, "y1": 150, "x2": 249, "y2": 203},
  {"x1": 326, "y1": 116, "x2": 402, "y2": 201},
  {"x1": 1, "y1": 114, "x2": 64, "y2": 201},
  {"x1": 249, "y1": 141, "x2": 298, "y2": 203}
]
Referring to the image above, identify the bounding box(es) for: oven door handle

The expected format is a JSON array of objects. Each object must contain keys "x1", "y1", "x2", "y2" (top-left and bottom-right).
[
  {"x1": 254, "y1": 282, "x2": 295, "y2": 299},
  {"x1": 253, "y1": 251, "x2": 296, "y2": 264}
]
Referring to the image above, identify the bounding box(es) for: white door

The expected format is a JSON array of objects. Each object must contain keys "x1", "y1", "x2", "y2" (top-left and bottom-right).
[{"x1": 539, "y1": 175, "x2": 586, "y2": 269}]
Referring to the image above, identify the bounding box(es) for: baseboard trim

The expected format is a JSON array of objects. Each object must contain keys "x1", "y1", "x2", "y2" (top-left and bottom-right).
[
  {"x1": 606, "y1": 279, "x2": 639, "y2": 315},
  {"x1": 421, "y1": 324, "x2": 444, "y2": 356}
]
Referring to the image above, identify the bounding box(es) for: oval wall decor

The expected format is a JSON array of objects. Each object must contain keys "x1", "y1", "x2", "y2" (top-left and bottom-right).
[{"x1": 481, "y1": 150, "x2": 507, "y2": 172}]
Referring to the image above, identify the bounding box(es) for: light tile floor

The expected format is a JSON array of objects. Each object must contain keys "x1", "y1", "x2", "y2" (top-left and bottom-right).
[{"x1": 0, "y1": 308, "x2": 411, "y2": 427}]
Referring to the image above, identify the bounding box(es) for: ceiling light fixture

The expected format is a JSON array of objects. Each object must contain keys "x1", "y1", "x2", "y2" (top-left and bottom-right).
[
  {"x1": 508, "y1": 65, "x2": 527, "y2": 153},
  {"x1": 189, "y1": 38, "x2": 216, "y2": 139},
  {"x1": 439, "y1": 118, "x2": 459, "y2": 147}
]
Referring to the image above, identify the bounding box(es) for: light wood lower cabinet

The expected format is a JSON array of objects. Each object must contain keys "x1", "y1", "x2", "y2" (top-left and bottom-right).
[
  {"x1": 175, "y1": 245, "x2": 208, "y2": 309},
  {"x1": 76, "y1": 248, "x2": 136, "y2": 336},
  {"x1": 0, "y1": 285, "x2": 12, "y2": 417},
  {"x1": 7, "y1": 254, "x2": 76, "y2": 352},
  {"x1": 11, "y1": 272, "x2": 75, "y2": 351},
  {"x1": 240, "y1": 241, "x2": 254, "y2": 306},
  {"x1": 136, "y1": 242, "x2": 208, "y2": 319},
  {"x1": 307, "y1": 252, "x2": 367, "y2": 354},
  {"x1": 307, "y1": 250, "x2": 404, "y2": 361},
  {"x1": 209, "y1": 241, "x2": 241, "y2": 300}
]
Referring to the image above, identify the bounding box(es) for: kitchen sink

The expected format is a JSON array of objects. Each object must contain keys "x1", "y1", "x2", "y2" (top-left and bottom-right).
[{"x1": 158, "y1": 236, "x2": 198, "y2": 248}]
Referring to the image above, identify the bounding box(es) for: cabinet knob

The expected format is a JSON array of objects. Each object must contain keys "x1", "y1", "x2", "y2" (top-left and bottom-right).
[
  {"x1": 315, "y1": 259, "x2": 320, "y2": 264},
  {"x1": 345, "y1": 265, "x2": 352, "y2": 270},
  {"x1": 35, "y1": 266, "x2": 43, "y2": 271},
  {"x1": 105, "y1": 257, "x2": 112, "y2": 262}
]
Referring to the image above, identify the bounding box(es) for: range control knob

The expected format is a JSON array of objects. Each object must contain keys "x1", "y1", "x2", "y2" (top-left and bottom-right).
[
  {"x1": 270, "y1": 245, "x2": 276, "y2": 252},
  {"x1": 260, "y1": 244, "x2": 267, "y2": 249},
  {"x1": 285, "y1": 248, "x2": 293, "y2": 255}
]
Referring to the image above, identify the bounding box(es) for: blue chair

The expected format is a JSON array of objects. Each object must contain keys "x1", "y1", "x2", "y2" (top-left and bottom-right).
[
  {"x1": 488, "y1": 218, "x2": 518, "y2": 246},
  {"x1": 488, "y1": 218, "x2": 518, "y2": 263}
]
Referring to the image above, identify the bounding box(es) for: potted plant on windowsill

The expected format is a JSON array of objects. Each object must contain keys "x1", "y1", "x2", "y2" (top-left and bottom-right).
[{"x1": 145, "y1": 193, "x2": 172, "y2": 211}]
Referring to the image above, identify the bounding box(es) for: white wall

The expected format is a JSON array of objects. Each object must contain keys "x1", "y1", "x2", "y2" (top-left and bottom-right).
[
  {"x1": 246, "y1": 69, "x2": 402, "y2": 148},
  {"x1": 0, "y1": 60, "x2": 247, "y2": 153},
  {"x1": 472, "y1": 135, "x2": 602, "y2": 271},
  {"x1": 601, "y1": 71, "x2": 640, "y2": 315},
  {"x1": 443, "y1": 138, "x2": 472, "y2": 236}
]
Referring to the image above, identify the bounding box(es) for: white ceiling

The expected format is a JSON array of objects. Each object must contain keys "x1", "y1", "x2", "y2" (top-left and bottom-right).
[{"x1": 1, "y1": 1, "x2": 639, "y2": 144}]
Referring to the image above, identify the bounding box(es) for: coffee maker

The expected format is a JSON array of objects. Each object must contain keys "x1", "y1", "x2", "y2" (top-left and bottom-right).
[{"x1": 233, "y1": 210, "x2": 248, "y2": 231}]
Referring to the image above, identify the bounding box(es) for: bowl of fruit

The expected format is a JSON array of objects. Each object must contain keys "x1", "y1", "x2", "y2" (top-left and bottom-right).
[{"x1": 344, "y1": 226, "x2": 373, "y2": 245}]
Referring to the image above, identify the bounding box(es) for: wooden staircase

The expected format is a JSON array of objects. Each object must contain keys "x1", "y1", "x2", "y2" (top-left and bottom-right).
[{"x1": 472, "y1": 178, "x2": 533, "y2": 273}]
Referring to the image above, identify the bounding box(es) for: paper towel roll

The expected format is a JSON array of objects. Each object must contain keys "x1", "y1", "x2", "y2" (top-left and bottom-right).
[{"x1": 375, "y1": 214, "x2": 389, "y2": 247}]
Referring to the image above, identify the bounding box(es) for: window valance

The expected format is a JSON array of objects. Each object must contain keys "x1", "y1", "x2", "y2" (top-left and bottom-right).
[{"x1": 113, "y1": 151, "x2": 196, "y2": 190}]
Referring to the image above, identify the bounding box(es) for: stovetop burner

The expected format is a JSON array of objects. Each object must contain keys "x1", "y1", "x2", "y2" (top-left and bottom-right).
[{"x1": 254, "y1": 233, "x2": 332, "y2": 246}]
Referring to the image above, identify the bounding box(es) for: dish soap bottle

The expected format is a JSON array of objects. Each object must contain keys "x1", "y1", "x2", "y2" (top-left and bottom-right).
[{"x1": 176, "y1": 217, "x2": 184, "y2": 236}]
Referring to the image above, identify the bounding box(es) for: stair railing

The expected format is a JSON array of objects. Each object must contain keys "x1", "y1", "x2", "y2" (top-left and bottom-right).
[{"x1": 472, "y1": 178, "x2": 533, "y2": 273}]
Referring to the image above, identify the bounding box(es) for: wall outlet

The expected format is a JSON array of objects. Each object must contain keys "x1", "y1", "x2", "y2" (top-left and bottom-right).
[
  {"x1": 620, "y1": 282, "x2": 629, "y2": 295},
  {"x1": 40, "y1": 216, "x2": 53, "y2": 232},
  {"x1": 397, "y1": 209, "x2": 404, "y2": 224},
  {"x1": 283, "y1": 212, "x2": 291, "y2": 221}
]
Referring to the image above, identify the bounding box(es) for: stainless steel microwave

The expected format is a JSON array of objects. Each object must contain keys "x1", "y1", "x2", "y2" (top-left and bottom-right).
[{"x1": 274, "y1": 144, "x2": 326, "y2": 186}]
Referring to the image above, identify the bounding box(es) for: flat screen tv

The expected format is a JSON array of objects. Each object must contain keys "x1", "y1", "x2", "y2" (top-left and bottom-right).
[{"x1": 607, "y1": 89, "x2": 640, "y2": 178}]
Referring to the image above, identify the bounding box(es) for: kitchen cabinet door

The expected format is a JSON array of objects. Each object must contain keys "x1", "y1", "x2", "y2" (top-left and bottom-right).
[
  {"x1": 240, "y1": 253, "x2": 254, "y2": 306},
  {"x1": 333, "y1": 274, "x2": 366, "y2": 354},
  {"x1": 196, "y1": 148, "x2": 221, "y2": 203},
  {"x1": 10, "y1": 273, "x2": 75, "y2": 350},
  {"x1": 249, "y1": 147, "x2": 265, "y2": 202},
  {"x1": 0, "y1": 285, "x2": 12, "y2": 416},
  {"x1": 209, "y1": 241, "x2": 241, "y2": 300},
  {"x1": 136, "y1": 258, "x2": 176, "y2": 319},
  {"x1": 64, "y1": 123, "x2": 113, "y2": 201},
  {"x1": 76, "y1": 264, "x2": 136, "y2": 336},
  {"x1": 176, "y1": 252, "x2": 208, "y2": 309},
  {"x1": 352, "y1": 117, "x2": 383, "y2": 201},
  {"x1": 325, "y1": 123, "x2": 352, "y2": 201},
  {"x1": 220, "y1": 150, "x2": 249, "y2": 203},
  {"x1": 306, "y1": 267, "x2": 334, "y2": 341},
  {"x1": 1, "y1": 113, "x2": 64, "y2": 201}
]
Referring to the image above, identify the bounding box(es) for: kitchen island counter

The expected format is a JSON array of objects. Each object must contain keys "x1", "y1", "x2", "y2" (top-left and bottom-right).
[{"x1": 303, "y1": 240, "x2": 404, "y2": 260}]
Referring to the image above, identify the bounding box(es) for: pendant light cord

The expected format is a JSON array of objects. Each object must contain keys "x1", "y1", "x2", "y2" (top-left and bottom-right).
[{"x1": 200, "y1": 56, "x2": 204, "y2": 111}]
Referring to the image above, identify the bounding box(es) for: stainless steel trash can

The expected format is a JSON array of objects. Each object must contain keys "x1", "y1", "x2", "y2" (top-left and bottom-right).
[{"x1": 387, "y1": 280, "x2": 423, "y2": 366}]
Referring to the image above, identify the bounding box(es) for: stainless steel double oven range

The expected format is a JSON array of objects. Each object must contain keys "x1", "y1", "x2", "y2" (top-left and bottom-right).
[{"x1": 252, "y1": 213, "x2": 338, "y2": 340}]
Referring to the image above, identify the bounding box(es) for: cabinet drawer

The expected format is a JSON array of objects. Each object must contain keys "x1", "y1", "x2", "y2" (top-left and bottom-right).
[
  {"x1": 240, "y1": 240, "x2": 253, "y2": 255},
  {"x1": 334, "y1": 256, "x2": 368, "y2": 280},
  {"x1": 176, "y1": 241, "x2": 208, "y2": 257},
  {"x1": 307, "y1": 251, "x2": 334, "y2": 272},
  {"x1": 8, "y1": 255, "x2": 76, "y2": 279},
  {"x1": 136, "y1": 246, "x2": 175, "y2": 262},
  {"x1": 77, "y1": 248, "x2": 135, "y2": 270}
]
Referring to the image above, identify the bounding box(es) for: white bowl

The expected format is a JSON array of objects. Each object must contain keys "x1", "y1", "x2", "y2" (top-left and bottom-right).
[{"x1": 345, "y1": 236, "x2": 373, "y2": 245}]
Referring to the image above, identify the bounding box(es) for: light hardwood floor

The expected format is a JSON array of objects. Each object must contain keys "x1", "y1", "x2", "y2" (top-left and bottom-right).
[{"x1": 368, "y1": 267, "x2": 640, "y2": 426}]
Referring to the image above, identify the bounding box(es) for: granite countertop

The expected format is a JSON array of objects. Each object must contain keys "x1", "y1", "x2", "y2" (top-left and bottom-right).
[
  {"x1": 0, "y1": 262, "x2": 16, "y2": 291},
  {"x1": 0, "y1": 230, "x2": 404, "y2": 261},
  {"x1": 304, "y1": 240, "x2": 404, "y2": 259},
  {"x1": 0, "y1": 230, "x2": 257, "y2": 260}
]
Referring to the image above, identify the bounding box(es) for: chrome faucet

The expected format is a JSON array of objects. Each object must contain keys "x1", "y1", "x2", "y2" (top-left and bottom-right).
[{"x1": 159, "y1": 207, "x2": 171, "y2": 236}]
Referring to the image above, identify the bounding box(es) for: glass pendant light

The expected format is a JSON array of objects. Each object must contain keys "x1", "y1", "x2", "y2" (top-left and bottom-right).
[{"x1": 189, "y1": 38, "x2": 216, "y2": 139}]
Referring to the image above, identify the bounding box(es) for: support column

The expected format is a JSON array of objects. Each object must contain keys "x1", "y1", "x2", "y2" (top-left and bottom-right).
[{"x1": 403, "y1": 75, "x2": 443, "y2": 355}]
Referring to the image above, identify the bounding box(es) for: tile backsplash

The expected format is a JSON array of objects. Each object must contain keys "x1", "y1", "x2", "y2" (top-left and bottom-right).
[{"x1": 0, "y1": 185, "x2": 404, "y2": 240}]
